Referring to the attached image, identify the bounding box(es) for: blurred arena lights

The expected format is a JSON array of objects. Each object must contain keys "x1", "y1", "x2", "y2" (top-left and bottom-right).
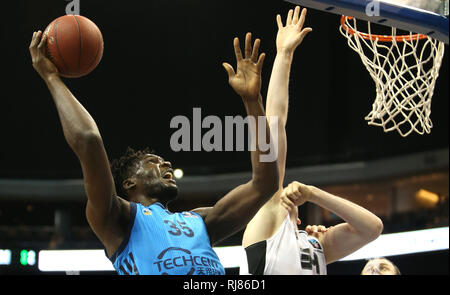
[
  {"x1": 173, "y1": 168, "x2": 184, "y2": 179},
  {"x1": 415, "y1": 189, "x2": 440, "y2": 208},
  {"x1": 19, "y1": 249, "x2": 36, "y2": 266},
  {"x1": 37, "y1": 227, "x2": 449, "y2": 272},
  {"x1": 38, "y1": 249, "x2": 114, "y2": 272},
  {"x1": 0, "y1": 249, "x2": 12, "y2": 266},
  {"x1": 339, "y1": 226, "x2": 449, "y2": 261}
]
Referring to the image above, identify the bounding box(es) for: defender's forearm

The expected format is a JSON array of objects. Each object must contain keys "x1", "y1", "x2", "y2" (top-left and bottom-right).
[
  {"x1": 265, "y1": 51, "x2": 294, "y2": 188},
  {"x1": 309, "y1": 186, "x2": 383, "y2": 238},
  {"x1": 266, "y1": 51, "x2": 293, "y2": 125},
  {"x1": 243, "y1": 95, "x2": 279, "y2": 194},
  {"x1": 44, "y1": 74, "x2": 101, "y2": 155}
]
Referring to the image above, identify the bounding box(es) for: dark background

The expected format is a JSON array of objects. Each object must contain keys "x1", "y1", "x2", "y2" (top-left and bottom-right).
[{"x1": 0, "y1": 0, "x2": 448, "y2": 179}]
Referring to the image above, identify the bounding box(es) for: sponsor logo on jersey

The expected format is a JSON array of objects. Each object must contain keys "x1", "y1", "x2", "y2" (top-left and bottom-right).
[
  {"x1": 154, "y1": 247, "x2": 222, "y2": 275},
  {"x1": 142, "y1": 208, "x2": 152, "y2": 216},
  {"x1": 308, "y1": 238, "x2": 322, "y2": 250}
]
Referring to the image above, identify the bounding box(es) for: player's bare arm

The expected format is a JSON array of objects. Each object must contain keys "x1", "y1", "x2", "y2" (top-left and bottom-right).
[
  {"x1": 29, "y1": 31, "x2": 128, "y2": 257},
  {"x1": 195, "y1": 33, "x2": 279, "y2": 246},
  {"x1": 281, "y1": 181, "x2": 383, "y2": 264},
  {"x1": 267, "y1": 6, "x2": 311, "y2": 188},
  {"x1": 242, "y1": 6, "x2": 312, "y2": 247},
  {"x1": 266, "y1": 6, "x2": 312, "y2": 191}
]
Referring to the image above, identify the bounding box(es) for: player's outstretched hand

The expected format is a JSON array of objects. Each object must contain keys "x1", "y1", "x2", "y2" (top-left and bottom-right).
[
  {"x1": 29, "y1": 30, "x2": 59, "y2": 80},
  {"x1": 276, "y1": 6, "x2": 312, "y2": 54},
  {"x1": 222, "y1": 32, "x2": 265, "y2": 101}
]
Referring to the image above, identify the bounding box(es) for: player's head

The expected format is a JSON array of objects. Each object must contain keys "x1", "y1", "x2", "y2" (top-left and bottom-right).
[
  {"x1": 361, "y1": 258, "x2": 400, "y2": 275},
  {"x1": 110, "y1": 147, "x2": 178, "y2": 204}
]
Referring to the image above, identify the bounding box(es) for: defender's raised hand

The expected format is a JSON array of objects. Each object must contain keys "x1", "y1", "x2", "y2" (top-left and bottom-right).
[
  {"x1": 222, "y1": 33, "x2": 265, "y2": 100},
  {"x1": 29, "y1": 31, "x2": 59, "y2": 80},
  {"x1": 276, "y1": 6, "x2": 312, "y2": 54}
]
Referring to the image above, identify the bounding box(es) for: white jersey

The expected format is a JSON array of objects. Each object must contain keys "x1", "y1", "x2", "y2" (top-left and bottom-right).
[{"x1": 240, "y1": 216, "x2": 327, "y2": 275}]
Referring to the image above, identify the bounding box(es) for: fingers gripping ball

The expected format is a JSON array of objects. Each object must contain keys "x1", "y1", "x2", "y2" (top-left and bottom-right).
[{"x1": 44, "y1": 15, "x2": 104, "y2": 78}]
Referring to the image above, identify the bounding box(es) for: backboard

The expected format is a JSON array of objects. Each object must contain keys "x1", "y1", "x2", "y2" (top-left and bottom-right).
[{"x1": 284, "y1": 0, "x2": 449, "y2": 43}]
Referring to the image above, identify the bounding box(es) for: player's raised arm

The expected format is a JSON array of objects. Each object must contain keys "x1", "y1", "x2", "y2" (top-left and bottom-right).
[
  {"x1": 198, "y1": 33, "x2": 279, "y2": 245},
  {"x1": 241, "y1": 6, "x2": 312, "y2": 249},
  {"x1": 266, "y1": 6, "x2": 312, "y2": 187},
  {"x1": 29, "y1": 31, "x2": 126, "y2": 255},
  {"x1": 280, "y1": 181, "x2": 384, "y2": 264}
]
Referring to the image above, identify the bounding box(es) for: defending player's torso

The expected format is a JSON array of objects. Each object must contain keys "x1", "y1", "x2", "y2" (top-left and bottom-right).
[
  {"x1": 109, "y1": 202, "x2": 225, "y2": 275},
  {"x1": 242, "y1": 216, "x2": 327, "y2": 275}
]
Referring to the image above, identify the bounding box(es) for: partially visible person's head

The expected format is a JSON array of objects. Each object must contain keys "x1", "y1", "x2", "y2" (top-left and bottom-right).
[
  {"x1": 361, "y1": 258, "x2": 401, "y2": 275},
  {"x1": 110, "y1": 147, "x2": 178, "y2": 205}
]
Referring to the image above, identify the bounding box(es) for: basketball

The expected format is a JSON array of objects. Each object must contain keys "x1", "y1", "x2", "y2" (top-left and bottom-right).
[{"x1": 44, "y1": 15, "x2": 104, "y2": 78}]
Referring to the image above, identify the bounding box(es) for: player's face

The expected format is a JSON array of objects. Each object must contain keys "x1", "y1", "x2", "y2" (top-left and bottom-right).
[
  {"x1": 135, "y1": 154, "x2": 178, "y2": 201},
  {"x1": 361, "y1": 260, "x2": 397, "y2": 275}
]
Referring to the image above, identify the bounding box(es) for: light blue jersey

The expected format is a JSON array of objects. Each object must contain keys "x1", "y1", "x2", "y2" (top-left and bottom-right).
[{"x1": 108, "y1": 202, "x2": 225, "y2": 275}]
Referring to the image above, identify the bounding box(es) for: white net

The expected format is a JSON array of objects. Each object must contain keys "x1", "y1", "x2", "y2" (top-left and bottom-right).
[{"x1": 340, "y1": 17, "x2": 445, "y2": 137}]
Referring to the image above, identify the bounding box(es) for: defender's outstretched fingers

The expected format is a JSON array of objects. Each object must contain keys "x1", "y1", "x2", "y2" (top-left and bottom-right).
[
  {"x1": 276, "y1": 14, "x2": 283, "y2": 29},
  {"x1": 244, "y1": 32, "x2": 252, "y2": 59},
  {"x1": 251, "y1": 38, "x2": 260, "y2": 63},
  {"x1": 286, "y1": 9, "x2": 293, "y2": 26},
  {"x1": 233, "y1": 37, "x2": 243, "y2": 61},
  {"x1": 297, "y1": 8, "x2": 308, "y2": 31},
  {"x1": 222, "y1": 62, "x2": 236, "y2": 80},
  {"x1": 256, "y1": 52, "x2": 265, "y2": 74},
  {"x1": 299, "y1": 27, "x2": 313, "y2": 42},
  {"x1": 292, "y1": 6, "x2": 301, "y2": 25}
]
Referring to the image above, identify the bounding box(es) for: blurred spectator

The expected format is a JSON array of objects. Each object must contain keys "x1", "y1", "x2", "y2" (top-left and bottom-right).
[{"x1": 361, "y1": 258, "x2": 401, "y2": 275}]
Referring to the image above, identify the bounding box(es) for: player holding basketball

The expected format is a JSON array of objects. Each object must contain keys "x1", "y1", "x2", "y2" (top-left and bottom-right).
[
  {"x1": 240, "y1": 6, "x2": 384, "y2": 275},
  {"x1": 29, "y1": 30, "x2": 278, "y2": 275}
]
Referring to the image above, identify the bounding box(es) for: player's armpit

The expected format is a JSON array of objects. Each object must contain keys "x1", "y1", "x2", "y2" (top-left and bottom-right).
[{"x1": 241, "y1": 190, "x2": 288, "y2": 248}]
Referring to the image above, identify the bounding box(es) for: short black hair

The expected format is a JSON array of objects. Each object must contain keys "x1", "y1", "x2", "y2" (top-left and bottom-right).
[{"x1": 110, "y1": 147, "x2": 153, "y2": 198}]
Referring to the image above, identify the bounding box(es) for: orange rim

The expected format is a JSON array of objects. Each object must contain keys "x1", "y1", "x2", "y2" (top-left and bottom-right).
[{"x1": 340, "y1": 16, "x2": 428, "y2": 42}]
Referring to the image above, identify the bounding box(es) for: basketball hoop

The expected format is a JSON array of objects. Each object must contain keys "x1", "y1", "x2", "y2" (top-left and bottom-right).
[{"x1": 339, "y1": 15, "x2": 445, "y2": 137}]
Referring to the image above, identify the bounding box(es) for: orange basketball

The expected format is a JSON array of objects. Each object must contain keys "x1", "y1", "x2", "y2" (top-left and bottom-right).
[{"x1": 44, "y1": 15, "x2": 104, "y2": 78}]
